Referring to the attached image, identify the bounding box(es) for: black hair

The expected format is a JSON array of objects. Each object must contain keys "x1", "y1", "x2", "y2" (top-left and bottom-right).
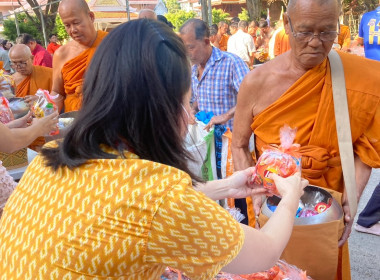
[
  {"x1": 259, "y1": 19, "x2": 268, "y2": 28},
  {"x1": 180, "y1": 18, "x2": 210, "y2": 40},
  {"x1": 49, "y1": 34, "x2": 57, "y2": 39},
  {"x1": 231, "y1": 17, "x2": 240, "y2": 24},
  {"x1": 42, "y1": 19, "x2": 198, "y2": 179},
  {"x1": 1, "y1": 40, "x2": 8, "y2": 49},
  {"x1": 16, "y1": 33, "x2": 35, "y2": 44}
]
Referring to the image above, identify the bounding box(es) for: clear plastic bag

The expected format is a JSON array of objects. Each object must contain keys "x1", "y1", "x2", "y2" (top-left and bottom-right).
[{"x1": 0, "y1": 97, "x2": 14, "y2": 124}]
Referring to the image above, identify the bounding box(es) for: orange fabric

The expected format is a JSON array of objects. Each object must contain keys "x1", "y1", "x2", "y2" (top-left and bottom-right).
[
  {"x1": 250, "y1": 52, "x2": 380, "y2": 280},
  {"x1": 338, "y1": 25, "x2": 351, "y2": 49},
  {"x1": 15, "y1": 65, "x2": 52, "y2": 97},
  {"x1": 61, "y1": 31, "x2": 107, "y2": 112},
  {"x1": 274, "y1": 29, "x2": 291, "y2": 56},
  {"x1": 218, "y1": 34, "x2": 229, "y2": 51},
  {"x1": 0, "y1": 61, "x2": 3, "y2": 70},
  {"x1": 47, "y1": 42, "x2": 61, "y2": 55},
  {"x1": 15, "y1": 65, "x2": 52, "y2": 150}
]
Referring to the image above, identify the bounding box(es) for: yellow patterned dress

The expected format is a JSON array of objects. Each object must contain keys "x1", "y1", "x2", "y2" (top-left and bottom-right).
[{"x1": 0, "y1": 148, "x2": 244, "y2": 279}]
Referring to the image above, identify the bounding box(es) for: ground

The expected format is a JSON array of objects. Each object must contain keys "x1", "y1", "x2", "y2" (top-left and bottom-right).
[{"x1": 349, "y1": 168, "x2": 380, "y2": 280}]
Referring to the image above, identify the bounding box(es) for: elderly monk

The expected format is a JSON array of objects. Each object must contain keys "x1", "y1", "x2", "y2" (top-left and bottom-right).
[
  {"x1": 51, "y1": 0, "x2": 107, "y2": 112},
  {"x1": 232, "y1": 0, "x2": 380, "y2": 279},
  {"x1": 138, "y1": 9, "x2": 157, "y2": 19},
  {"x1": 9, "y1": 44, "x2": 52, "y2": 98}
]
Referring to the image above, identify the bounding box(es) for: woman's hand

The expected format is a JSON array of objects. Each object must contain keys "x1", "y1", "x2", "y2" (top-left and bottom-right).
[
  {"x1": 6, "y1": 111, "x2": 33, "y2": 129},
  {"x1": 226, "y1": 167, "x2": 269, "y2": 199},
  {"x1": 30, "y1": 112, "x2": 59, "y2": 136},
  {"x1": 24, "y1": 95, "x2": 38, "y2": 107},
  {"x1": 271, "y1": 172, "x2": 308, "y2": 200}
]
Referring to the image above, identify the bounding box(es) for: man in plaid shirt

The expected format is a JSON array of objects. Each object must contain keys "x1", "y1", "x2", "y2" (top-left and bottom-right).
[{"x1": 180, "y1": 19, "x2": 249, "y2": 130}]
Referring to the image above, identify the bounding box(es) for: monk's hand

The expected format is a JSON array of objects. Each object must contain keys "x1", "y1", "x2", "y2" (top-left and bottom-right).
[
  {"x1": 204, "y1": 114, "x2": 230, "y2": 131},
  {"x1": 338, "y1": 191, "x2": 353, "y2": 247},
  {"x1": 252, "y1": 194, "x2": 266, "y2": 229},
  {"x1": 226, "y1": 167, "x2": 268, "y2": 199},
  {"x1": 31, "y1": 111, "x2": 59, "y2": 136},
  {"x1": 24, "y1": 95, "x2": 38, "y2": 107},
  {"x1": 6, "y1": 111, "x2": 33, "y2": 129}
]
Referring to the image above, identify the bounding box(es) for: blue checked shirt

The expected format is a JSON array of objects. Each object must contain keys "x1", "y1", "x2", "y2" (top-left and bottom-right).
[{"x1": 191, "y1": 47, "x2": 249, "y2": 130}]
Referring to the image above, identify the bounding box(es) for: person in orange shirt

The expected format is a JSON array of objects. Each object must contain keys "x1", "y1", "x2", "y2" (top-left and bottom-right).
[
  {"x1": 46, "y1": 34, "x2": 61, "y2": 55},
  {"x1": 0, "y1": 19, "x2": 308, "y2": 279},
  {"x1": 9, "y1": 44, "x2": 52, "y2": 98},
  {"x1": 216, "y1": 21, "x2": 229, "y2": 51},
  {"x1": 273, "y1": 28, "x2": 291, "y2": 56},
  {"x1": 232, "y1": 0, "x2": 380, "y2": 279},
  {"x1": 51, "y1": 0, "x2": 107, "y2": 112}
]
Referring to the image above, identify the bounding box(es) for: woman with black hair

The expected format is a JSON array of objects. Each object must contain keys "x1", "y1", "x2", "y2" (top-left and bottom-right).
[{"x1": 0, "y1": 20, "x2": 307, "y2": 279}]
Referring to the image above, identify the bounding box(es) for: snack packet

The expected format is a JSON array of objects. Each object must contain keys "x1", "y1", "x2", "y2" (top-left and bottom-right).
[
  {"x1": 253, "y1": 125, "x2": 301, "y2": 196},
  {"x1": 0, "y1": 70, "x2": 15, "y2": 99},
  {"x1": 31, "y1": 89, "x2": 58, "y2": 135},
  {"x1": 0, "y1": 96, "x2": 14, "y2": 124}
]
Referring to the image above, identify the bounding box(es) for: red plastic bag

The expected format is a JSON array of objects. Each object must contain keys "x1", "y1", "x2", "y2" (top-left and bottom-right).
[
  {"x1": 253, "y1": 125, "x2": 301, "y2": 196},
  {"x1": 0, "y1": 96, "x2": 14, "y2": 124}
]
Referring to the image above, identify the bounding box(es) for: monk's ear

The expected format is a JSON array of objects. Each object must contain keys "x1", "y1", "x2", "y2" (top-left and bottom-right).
[
  {"x1": 89, "y1": 11, "x2": 95, "y2": 23},
  {"x1": 283, "y1": 13, "x2": 290, "y2": 35}
]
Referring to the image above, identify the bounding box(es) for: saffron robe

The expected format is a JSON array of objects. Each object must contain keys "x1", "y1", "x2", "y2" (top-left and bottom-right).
[
  {"x1": 61, "y1": 31, "x2": 107, "y2": 112},
  {"x1": 249, "y1": 51, "x2": 380, "y2": 280},
  {"x1": 15, "y1": 65, "x2": 53, "y2": 97}
]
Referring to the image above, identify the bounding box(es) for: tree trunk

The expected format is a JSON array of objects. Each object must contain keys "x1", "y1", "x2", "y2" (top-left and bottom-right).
[{"x1": 246, "y1": 0, "x2": 262, "y2": 21}]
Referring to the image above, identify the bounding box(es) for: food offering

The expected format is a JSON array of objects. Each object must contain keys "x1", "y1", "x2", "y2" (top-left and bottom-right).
[
  {"x1": 0, "y1": 96, "x2": 14, "y2": 124},
  {"x1": 0, "y1": 70, "x2": 15, "y2": 99},
  {"x1": 31, "y1": 89, "x2": 58, "y2": 135},
  {"x1": 253, "y1": 125, "x2": 301, "y2": 196}
]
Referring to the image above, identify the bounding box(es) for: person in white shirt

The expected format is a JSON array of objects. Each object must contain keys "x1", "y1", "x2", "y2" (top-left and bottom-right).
[{"x1": 227, "y1": 20, "x2": 256, "y2": 67}]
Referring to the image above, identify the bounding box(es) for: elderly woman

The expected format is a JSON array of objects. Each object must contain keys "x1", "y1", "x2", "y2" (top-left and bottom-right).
[
  {"x1": 0, "y1": 20, "x2": 307, "y2": 279},
  {"x1": 0, "y1": 112, "x2": 57, "y2": 216}
]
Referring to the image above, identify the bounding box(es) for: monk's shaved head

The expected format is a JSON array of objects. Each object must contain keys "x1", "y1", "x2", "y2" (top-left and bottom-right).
[
  {"x1": 138, "y1": 9, "x2": 157, "y2": 20},
  {"x1": 9, "y1": 44, "x2": 32, "y2": 59},
  {"x1": 287, "y1": 0, "x2": 341, "y2": 16},
  {"x1": 59, "y1": 0, "x2": 90, "y2": 14}
]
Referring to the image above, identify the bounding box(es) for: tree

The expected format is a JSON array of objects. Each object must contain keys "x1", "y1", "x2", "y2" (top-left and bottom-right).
[
  {"x1": 212, "y1": 8, "x2": 230, "y2": 24},
  {"x1": 53, "y1": 15, "x2": 69, "y2": 41},
  {"x1": 246, "y1": 0, "x2": 262, "y2": 21},
  {"x1": 16, "y1": 0, "x2": 60, "y2": 44},
  {"x1": 164, "y1": 0, "x2": 180, "y2": 13},
  {"x1": 3, "y1": 14, "x2": 42, "y2": 42},
  {"x1": 238, "y1": 8, "x2": 251, "y2": 21},
  {"x1": 166, "y1": 10, "x2": 196, "y2": 31}
]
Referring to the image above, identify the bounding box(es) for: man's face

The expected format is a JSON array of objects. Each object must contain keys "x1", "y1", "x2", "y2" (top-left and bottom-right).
[
  {"x1": 50, "y1": 35, "x2": 58, "y2": 43},
  {"x1": 230, "y1": 26, "x2": 237, "y2": 35},
  {"x1": 181, "y1": 31, "x2": 209, "y2": 65},
  {"x1": 59, "y1": 8, "x2": 95, "y2": 45},
  {"x1": 285, "y1": 1, "x2": 339, "y2": 69},
  {"x1": 26, "y1": 41, "x2": 36, "y2": 52},
  {"x1": 9, "y1": 52, "x2": 33, "y2": 76},
  {"x1": 220, "y1": 24, "x2": 228, "y2": 35}
]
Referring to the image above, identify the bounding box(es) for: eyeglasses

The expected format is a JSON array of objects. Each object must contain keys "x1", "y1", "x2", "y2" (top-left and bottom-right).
[
  {"x1": 10, "y1": 60, "x2": 29, "y2": 68},
  {"x1": 287, "y1": 16, "x2": 340, "y2": 43}
]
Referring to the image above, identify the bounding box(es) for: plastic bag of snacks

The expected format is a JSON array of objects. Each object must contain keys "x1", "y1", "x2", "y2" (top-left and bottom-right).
[
  {"x1": 31, "y1": 89, "x2": 58, "y2": 135},
  {"x1": 161, "y1": 259, "x2": 313, "y2": 279},
  {"x1": 253, "y1": 125, "x2": 301, "y2": 196},
  {"x1": 0, "y1": 96, "x2": 14, "y2": 124},
  {"x1": 0, "y1": 70, "x2": 15, "y2": 99}
]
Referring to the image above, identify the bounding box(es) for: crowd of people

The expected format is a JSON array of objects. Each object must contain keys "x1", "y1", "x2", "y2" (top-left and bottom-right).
[{"x1": 0, "y1": 0, "x2": 379, "y2": 279}]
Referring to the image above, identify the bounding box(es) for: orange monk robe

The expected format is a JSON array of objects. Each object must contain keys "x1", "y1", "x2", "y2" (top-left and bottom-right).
[
  {"x1": 14, "y1": 65, "x2": 53, "y2": 151},
  {"x1": 274, "y1": 28, "x2": 291, "y2": 56},
  {"x1": 218, "y1": 34, "x2": 229, "y2": 51},
  {"x1": 61, "y1": 30, "x2": 107, "y2": 112},
  {"x1": 15, "y1": 65, "x2": 53, "y2": 97},
  {"x1": 249, "y1": 52, "x2": 380, "y2": 280},
  {"x1": 338, "y1": 25, "x2": 351, "y2": 49}
]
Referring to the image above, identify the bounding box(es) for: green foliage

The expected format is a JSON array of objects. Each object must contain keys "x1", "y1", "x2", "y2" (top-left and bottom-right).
[
  {"x1": 238, "y1": 8, "x2": 250, "y2": 21},
  {"x1": 53, "y1": 15, "x2": 69, "y2": 42},
  {"x1": 3, "y1": 14, "x2": 42, "y2": 42},
  {"x1": 212, "y1": 8, "x2": 230, "y2": 25},
  {"x1": 166, "y1": 10, "x2": 196, "y2": 31},
  {"x1": 164, "y1": 0, "x2": 180, "y2": 13}
]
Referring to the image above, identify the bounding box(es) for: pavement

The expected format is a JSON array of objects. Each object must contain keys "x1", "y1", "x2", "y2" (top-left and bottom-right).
[{"x1": 349, "y1": 168, "x2": 380, "y2": 280}]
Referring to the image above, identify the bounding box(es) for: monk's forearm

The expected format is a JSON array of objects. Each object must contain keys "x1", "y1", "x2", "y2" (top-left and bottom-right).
[
  {"x1": 51, "y1": 91, "x2": 64, "y2": 113},
  {"x1": 225, "y1": 106, "x2": 236, "y2": 120},
  {"x1": 354, "y1": 155, "x2": 372, "y2": 200},
  {"x1": 232, "y1": 145, "x2": 254, "y2": 171}
]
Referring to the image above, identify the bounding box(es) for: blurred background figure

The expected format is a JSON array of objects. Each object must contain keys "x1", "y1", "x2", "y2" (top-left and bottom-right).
[{"x1": 47, "y1": 34, "x2": 61, "y2": 55}]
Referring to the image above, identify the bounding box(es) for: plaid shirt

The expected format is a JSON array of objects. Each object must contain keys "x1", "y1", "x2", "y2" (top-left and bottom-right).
[{"x1": 191, "y1": 47, "x2": 249, "y2": 130}]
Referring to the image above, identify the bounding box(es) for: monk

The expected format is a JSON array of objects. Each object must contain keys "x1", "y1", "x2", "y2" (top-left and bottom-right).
[
  {"x1": 273, "y1": 28, "x2": 290, "y2": 56},
  {"x1": 9, "y1": 44, "x2": 52, "y2": 98},
  {"x1": 216, "y1": 21, "x2": 229, "y2": 51},
  {"x1": 337, "y1": 24, "x2": 351, "y2": 52},
  {"x1": 138, "y1": 9, "x2": 157, "y2": 19},
  {"x1": 51, "y1": 0, "x2": 107, "y2": 112},
  {"x1": 232, "y1": 0, "x2": 380, "y2": 279}
]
